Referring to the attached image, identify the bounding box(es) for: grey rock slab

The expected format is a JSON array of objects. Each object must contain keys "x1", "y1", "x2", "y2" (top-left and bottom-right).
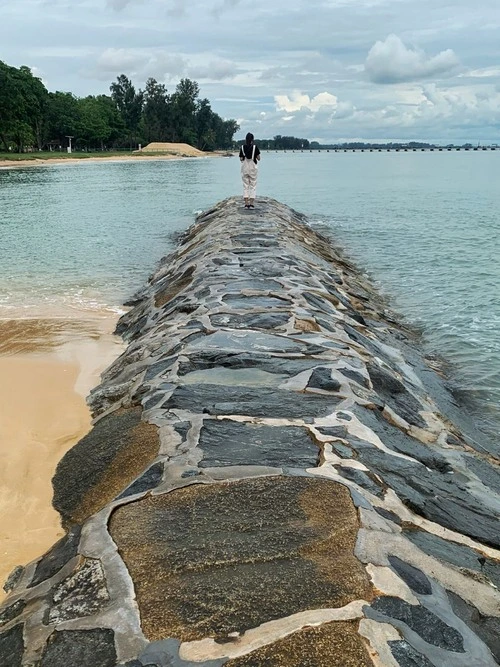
[
  {"x1": 307, "y1": 367, "x2": 342, "y2": 392},
  {"x1": 118, "y1": 462, "x2": 164, "y2": 500},
  {"x1": 332, "y1": 443, "x2": 354, "y2": 458},
  {"x1": 374, "y1": 507, "x2": 403, "y2": 525},
  {"x1": 177, "y1": 350, "x2": 324, "y2": 378},
  {"x1": 47, "y1": 558, "x2": 110, "y2": 624},
  {"x1": 2, "y1": 566, "x2": 24, "y2": 594},
  {"x1": 29, "y1": 525, "x2": 81, "y2": 588},
  {"x1": 354, "y1": 444, "x2": 500, "y2": 548},
  {"x1": 222, "y1": 295, "x2": 291, "y2": 310},
  {"x1": 222, "y1": 279, "x2": 283, "y2": 291},
  {"x1": 388, "y1": 640, "x2": 436, "y2": 666},
  {"x1": 210, "y1": 312, "x2": 290, "y2": 330},
  {"x1": 350, "y1": 406, "x2": 451, "y2": 473},
  {"x1": 163, "y1": 384, "x2": 341, "y2": 419},
  {"x1": 198, "y1": 420, "x2": 319, "y2": 468},
  {"x1": 144, "y1": 358, "x2": 177, "y2": 382},
  {"x1": 370, "y1": 596, "x2": 465, "y2": 652},
  {"x1": 404, "y1": 529, "x2": 500, "y2": 590},
  {"x1": 179, "y1": 368, "x2": 286, "y2": 388},
  {"x1": 302, "y1": 291, "x2": 336, "y2": 314},
  {"x1": 388, "y1": 555, "x2": 432, "y2": 595},
  {"x1": 336, "y1": 466, "x2": 384, "y2": 497},
  {"x1": 340, "y1": 368, "x2": 370, "y2": 388},
  {"x1": 184, "y1": 330, "x2": 306, "y2": 354},
  {"x1": 464, "y1": 456, "x2": 500, "y2": 494},
  {"x1": 0, "y1": 600, "x2": 25, "y2": 628},
  {"x1": 0, "y1": 623, "x2": 23, "y2": 667},
  {"x1": 447, "y1": 590, "x2": 500, "y2": 663},
  {"x1": 40, "y1": 629, "x2": 117, "y2": 667},
  {"x1": 316, "y1": 425, "x2": 349, "y2": 439},
  {"x1": 174, "y1": 421, "x2": 191, "y2": 442}
]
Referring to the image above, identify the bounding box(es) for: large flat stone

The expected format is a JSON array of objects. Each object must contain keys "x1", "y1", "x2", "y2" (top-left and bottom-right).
[
  {"x1": 40, "y1": 629, "x2": 116, "y2": 667},
  {"x1": 47, "y1": 559, "x2": 110, "y2": 624},
  {"x1": 446, "y1": 591, "x2": 500, "y2": 663},
  {"x1": 350, "y1": 407, "x2": 451, "y2": 472},
  {"x1": 163, "y1": 384, "x2": 341, "y2": 419},
  {"x1": 387, "y1": 556, "x2": 432, "y2": 595},
  {"x1": 178, "y1": 351, "x2": 324, "y2": 378},
  {"x1": 0, "y1": 624, "x2": 23, "y2": 667},
  {"x1": 403, "y1": 529, "x2": 500, "y2": 589},
  {"x1": 225, "y1": 621, "x2": 373, "y2": 666},
  {"x1": 109, "y1": 476, "x2": 371, "y2": 642},
  {"x1": 53, "y1": 407, "x2": 159, "y2": 525},
  {"x1": 198, "y1": 420, "x2": 319, "y2": 468},
  {"x1": 209, "y1": 312, "x2": 290, "y2": 330},
  {"x1": 29, "y1": 526, "x2": 81, "y2": 588},
  {"x1": 222, "y1": 295, "x2": 291, "y2": 309},
  {"x1": 370, "y1": 596, "x2": 464, "y2": 652},
  {"x1": 0, "y1": 601, "x2": 25, "y2": 629},
  {"x1": 464, "y1": 456, "x2": 500, "y2": 494},
  {"x1": 352, "y1": 443, "x2": 500, "y2": 548},
  {"x1": 388, "y1": 640, "x2": 435, "y2": 666}
]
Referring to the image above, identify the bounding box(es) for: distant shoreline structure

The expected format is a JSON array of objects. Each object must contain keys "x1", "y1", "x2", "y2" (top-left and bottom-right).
[{"x1": 265, "y1": 143, "x2": 498, "y2": 152}]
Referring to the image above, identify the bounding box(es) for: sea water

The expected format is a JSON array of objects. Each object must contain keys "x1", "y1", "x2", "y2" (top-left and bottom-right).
[{"x1": 0, "y1": 152, "x2": 499, "y2": 436}]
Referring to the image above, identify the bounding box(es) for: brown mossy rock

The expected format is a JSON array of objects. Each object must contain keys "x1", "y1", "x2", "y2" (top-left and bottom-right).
[
  {"x1": 53, "y1": 407, "x2": 159, "y2": 525},
  {"x1": 109, "y1": 476, "x2": 372, "y2": 642},
  {"x1": 225, "y1": 621, "x2": 373, "y2": 667}
]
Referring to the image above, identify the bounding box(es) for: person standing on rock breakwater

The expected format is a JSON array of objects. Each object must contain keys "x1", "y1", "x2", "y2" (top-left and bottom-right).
[{"x1": 239, "y1": 132, "x2": 260, "y2": 209}]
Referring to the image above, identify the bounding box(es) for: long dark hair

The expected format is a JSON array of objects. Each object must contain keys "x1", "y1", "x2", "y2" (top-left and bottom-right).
[{"x1": 245, "y1": 132, "x2": 254, "y2": 146}]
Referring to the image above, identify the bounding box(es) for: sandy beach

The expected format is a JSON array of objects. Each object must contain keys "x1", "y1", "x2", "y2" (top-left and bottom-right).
[
  {"x1": 0, "y1": 315, "x2": 124, "y2": 595},
  {"x1": 0, "y1": 144, "x2": 231, "y2": 170}
]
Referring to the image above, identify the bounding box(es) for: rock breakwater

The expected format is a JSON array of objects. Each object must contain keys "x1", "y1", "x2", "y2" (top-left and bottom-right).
[{"x1": 1, "y1": 197, "x2": 499, "y2": 666}]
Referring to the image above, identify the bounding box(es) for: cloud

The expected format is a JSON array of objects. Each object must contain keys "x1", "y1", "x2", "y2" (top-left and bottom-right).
[
  {"x1": 365, "y1": 34, "x2": 459, "y2": 83},
  {"x1": 275, "y1": 91, "x2": 339, "y2": 112},
  {"x1": 211, "y1": 0, "x2": 242, "y2": 18},
  {"x1": 188, "y1": 59, "x2": 237, "y2": 81},
  {"x1": 107, "y1": 0, "x2": 135, "y2": 9},
  {"x1": 95, "y1": 48, "x2": 147, "y2": 73}
]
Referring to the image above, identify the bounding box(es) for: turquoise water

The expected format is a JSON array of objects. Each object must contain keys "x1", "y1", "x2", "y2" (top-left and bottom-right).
[{"x1": 1, "y1": 153, "x2": 499, "y2": 435}]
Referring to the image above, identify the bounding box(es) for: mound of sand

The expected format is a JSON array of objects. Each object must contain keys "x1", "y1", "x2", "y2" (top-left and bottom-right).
[{"x1": 138, "y1": 142, "x2": 205, "y2": 157}]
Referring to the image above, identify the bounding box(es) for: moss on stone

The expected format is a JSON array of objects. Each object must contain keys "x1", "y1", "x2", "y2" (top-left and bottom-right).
[{"x1": 109, "y1": 476, "x2": 372, "y2": 642}]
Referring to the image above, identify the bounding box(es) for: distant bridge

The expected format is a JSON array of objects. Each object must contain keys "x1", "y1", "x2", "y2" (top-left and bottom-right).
[{"x1": 267, "y1": 146, "x2": 498, "y2": 153}]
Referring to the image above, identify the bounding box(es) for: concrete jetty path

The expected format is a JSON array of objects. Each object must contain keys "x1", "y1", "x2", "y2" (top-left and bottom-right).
[{"x1": 1, "y1": 197, "x2": 499, "y2": 666}]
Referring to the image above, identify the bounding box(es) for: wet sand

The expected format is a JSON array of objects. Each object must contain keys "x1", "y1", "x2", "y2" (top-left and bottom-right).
[{"x1": 0, "y1": 315, "x2": 124, "y2": 595}]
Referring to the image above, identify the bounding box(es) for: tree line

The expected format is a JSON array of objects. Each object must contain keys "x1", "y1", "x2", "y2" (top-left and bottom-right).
[
  {"x1": 244, "y1": 135, "x2": 310, "y2": 150},
  {"x1": 0, "y1": 60, "x2": 239, "y2": 153}
]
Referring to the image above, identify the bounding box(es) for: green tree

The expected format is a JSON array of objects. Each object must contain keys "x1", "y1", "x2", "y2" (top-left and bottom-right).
[
  {"x1": 170, "y1": 78, "x2": 199, "y2": 144},
  {"x1": 0, "y1": 61, "x2": 48, "y2": 151},
  {"x1": 110, "y1": 74, "x2": 144, "y2": 148},
  {"x1": 76, "y1": 95, "x2": 124, "y2": 150},
  {"x1": 142, "y1": 78, "x2": 171, "y2": 143},
  {"x1": 44, "y1": 91, "x2": 81, "y2": 149}
]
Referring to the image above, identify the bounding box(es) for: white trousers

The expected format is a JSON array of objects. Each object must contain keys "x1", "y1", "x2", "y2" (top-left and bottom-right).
[{"x1": 241, "y1": 159, "x2": 258, "y2": 198}]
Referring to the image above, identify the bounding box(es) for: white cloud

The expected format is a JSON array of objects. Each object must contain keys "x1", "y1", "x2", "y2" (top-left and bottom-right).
[
  {"x1": 95, "y1": 48, "x2": 148, "y2": 73},
  {"x1": 275, "y1": 91, "x2": 339, "y2": 112},
  {"x1": 365, "y1": 34, "x2": 459, "y2": 83}
]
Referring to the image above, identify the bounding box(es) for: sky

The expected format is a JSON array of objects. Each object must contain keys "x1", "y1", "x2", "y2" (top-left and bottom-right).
[{"x1": 1, "y1": 0, "x2": 500, "y2": 144}]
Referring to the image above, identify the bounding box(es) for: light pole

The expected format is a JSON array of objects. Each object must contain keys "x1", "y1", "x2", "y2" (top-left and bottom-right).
[{"x1": 66, "y1": 136, "x2": 74, "y2": 154}]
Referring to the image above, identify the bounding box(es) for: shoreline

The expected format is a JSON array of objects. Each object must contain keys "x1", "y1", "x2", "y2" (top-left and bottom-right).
[
  {"x1": 0, "y1": 314, "x2": 124, "y2": 595},
  {"x1": 0, "y1": 151, "x2": 229, "y2": 170}
]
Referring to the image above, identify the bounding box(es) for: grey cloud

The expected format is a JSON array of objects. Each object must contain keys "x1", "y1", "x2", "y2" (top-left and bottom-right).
[
  {"x1": 188, "y1": 60, "x2": 238, "y2": 81},
  {"x1": 365, "y1": 34, "x2": 460, "y2": 83},
  {"x1": 107, "y1": 0, "x2": 135, "y2": 9},
  {"x1": 211, "y1": 0, "x2": 242, "y2": 18}
]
